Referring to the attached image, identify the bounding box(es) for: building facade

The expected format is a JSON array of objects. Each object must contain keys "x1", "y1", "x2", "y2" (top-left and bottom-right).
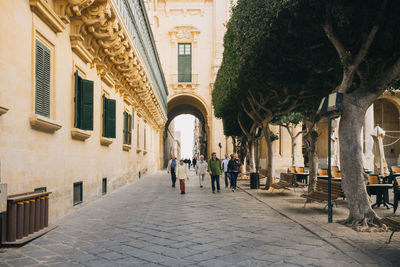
[
  {"x1": 144, "y1": 0, "x2": 234, "y2": 163},
  {"x1": 0, "y1": 0, "x2": 167, "y2": 221}
]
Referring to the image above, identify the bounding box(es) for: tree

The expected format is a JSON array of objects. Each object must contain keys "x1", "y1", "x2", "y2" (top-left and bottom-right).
[
  {"x1": 214, "y1": 0, "x2": 338, "y2": 189},
  {"x1": 257, "y1": 0, "x2": 400, "y2": 227},
  {"x1": 273, "y1": 112, "x2": 304, "y2": 167},
  {"x1": 315, "y1": 0, "x2": 400, "y2": 229}
]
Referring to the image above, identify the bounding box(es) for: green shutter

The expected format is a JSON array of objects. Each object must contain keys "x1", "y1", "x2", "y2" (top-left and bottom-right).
[
  {"x1": 102, "y1": 95, "x2": 107, "y2": 137},
  {"x1": 178, "y1": 43, "x2": 191, "y2": 82},
  {"x1": 74, "y1": 71, "x2": 81, "y2": 127},
  {"x1": 106, "y1": 98, "x2": 116, "y2": 138},
  {"x1": 178, "y1": 55, "x2": 185, "y2": 82},
  {"x1": 35, "y1": 41, "x2": 51, "y2": 117},
  {"x1": 80, "y1": 79, "x2": 93, "y2": 130},
  {"x1": 128, "y1": 114, "x2": 132, "y2": 145},
  {"x1": 123, "y1": 112, "x2": 127, "y2": 144}
]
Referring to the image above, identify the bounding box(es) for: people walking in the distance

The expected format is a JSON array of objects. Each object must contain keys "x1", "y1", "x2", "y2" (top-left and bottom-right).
[
  {"x1": 176, "y1": 159, "x2": 189, "y2": 194},
  {"x1": 228, "y1": 153, "x2": 240, "y2": 192},
  {"x1": 208, "y1": 152, "x2": 222, "y2": 193},
  {"x1": 192, "y1": 157, "x2": 197, "y2": 169},
  {"x1": 221, "y1": 154, "x2": 231, "y2": 188},
  {"x1": 167, "y1": 156, "x2": 177, "y2": 187},
  {"x1": 195, "y1": 155, "x2": 208, "y2": 188}
]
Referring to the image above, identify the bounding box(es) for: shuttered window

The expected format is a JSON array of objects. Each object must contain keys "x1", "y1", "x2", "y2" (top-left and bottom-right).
[
  {"x1": 102, "y1": 96, "x2": 116, "y2": 138},
  {"x1": 123, "y1": 111, "x2": 132, "y2": 145},
  {"x1": 73, "y1": 182, "x2": 83, "y2": 206},
  {"x1": 35, "y1": 40, "x2": 51, "y2": 117},
  {"x1": 144, "y1": 127, "x2": 147, "y2": 150},
  {"x1": 178, "y1": 43, "x2": 191, "y2": 82},
  {"x1": 74, "y1": 71, "x2": 94, "y2": 130}
]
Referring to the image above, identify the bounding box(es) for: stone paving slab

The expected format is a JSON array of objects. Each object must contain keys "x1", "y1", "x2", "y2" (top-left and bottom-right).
[
  {"x1": 0, "y1": 170, "x2": 397, "y2": 266},
  {"x1": 238, "y1": 178, "x2": 400, "y2": 266}
]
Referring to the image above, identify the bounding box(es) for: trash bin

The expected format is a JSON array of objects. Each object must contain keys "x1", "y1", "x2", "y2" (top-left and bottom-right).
[{"x1": 250, "y1": 173, "x2": 260, "y2": 189}]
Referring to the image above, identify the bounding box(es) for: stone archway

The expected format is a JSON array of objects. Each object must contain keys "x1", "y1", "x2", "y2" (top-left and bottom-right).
[
  {"x1": 164, "y1": 94, "x2": 211, "y2": 167},
  {"x1": 374, "y1": 97, "x2": 400, "y2": 166}
]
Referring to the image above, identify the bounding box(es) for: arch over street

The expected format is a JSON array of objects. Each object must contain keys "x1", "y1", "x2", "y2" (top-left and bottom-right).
[{"x1": 164, "y1": 94, "x2": 211, "y2": 166}]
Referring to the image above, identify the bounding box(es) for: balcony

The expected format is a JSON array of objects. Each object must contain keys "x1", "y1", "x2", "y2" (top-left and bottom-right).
[{"x1": 170, "y1": 74, "x2": 199, "y2": 91}]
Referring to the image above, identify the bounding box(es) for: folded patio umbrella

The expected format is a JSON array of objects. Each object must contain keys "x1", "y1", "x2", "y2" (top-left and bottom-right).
[{"x1": 371, "y1": 126, "x2": 390, "y2": 177}]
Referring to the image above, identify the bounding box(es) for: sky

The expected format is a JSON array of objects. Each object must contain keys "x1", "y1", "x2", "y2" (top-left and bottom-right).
[{"x1": 174, "y1": 114, "x2": 195, "y2": 159}]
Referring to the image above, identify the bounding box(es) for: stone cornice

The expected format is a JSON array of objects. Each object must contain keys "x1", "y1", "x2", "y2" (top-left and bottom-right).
[
  {"x1": 30, "y1": 0, "x2": 67, "y2": 33},
  {"x1": 54, "y1": 0, "x2": 167, "y2": 128}
]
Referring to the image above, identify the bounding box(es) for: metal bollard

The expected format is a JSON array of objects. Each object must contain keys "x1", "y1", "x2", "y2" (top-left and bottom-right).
[
  {"x1": 7, "y1": 202, "x2": 16, "y2": 242},
  {"x1": 44, "y1": 195, "x2": 49, "y2": 227},
  {"x1": 23, "y1": 200, "x2": 30, "y2": 237},
  {"x1": 40, "y1": 197, "x2": 45, "y2": 230},
  {"x1": 16, "y1": 202, "x2": 24, "y2": 239},
  {"x1": 34, "y1": 197, "x2": 40, "y2": 232},
  {"x1": 29, "y1": 199, "x2": 35, "y2": 234}
]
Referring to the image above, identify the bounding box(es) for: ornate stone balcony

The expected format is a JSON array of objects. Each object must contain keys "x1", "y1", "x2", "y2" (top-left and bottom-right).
[{"x1": 169, "y1": 74, "x2": 199, "y2": 92}]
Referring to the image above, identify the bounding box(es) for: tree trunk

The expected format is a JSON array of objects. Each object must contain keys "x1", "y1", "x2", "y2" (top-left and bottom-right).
[
  {"x1": 291, "y1": 135, "x2": 296, "y2": 167},
  {"x1": 263, "y1": 122, "x2": 275, "y2": 190},
  {"x1": 306, "y1": 128, "x2": 319, "y2": 193},
  {"x1": 250, "y1": 140, "x2": 256, "y2": 173},
  {"x1": 339, "y1": 94, "x2": 382, "y2": 230}
]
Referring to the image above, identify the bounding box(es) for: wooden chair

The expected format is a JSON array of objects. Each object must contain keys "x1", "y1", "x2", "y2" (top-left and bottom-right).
[
  {"x1": 368, "y1": 174, "x2": 379, "y2": 185},
  {"x1": 394, "y1": 177, "x2": 400, "y2": 214},
  {"x1": 270, "y1": 173, "x2": 293, "y2": 191},
  {"x1": 367, "y1": 174, "x2": 379, "y2": 198},
  {"x1": 288, "y1": 167, "x2": 295, "y2": 173},
  {"x1": 301, "y1": 180, "x2": 342, "y2": 208},
  {"x1": 295, "y1": 167, "x2": 305, "y2": 173},
  {"x1": 318, "y1": 169, "x2": 328, "y2": 176},
  {"x1": 391, "y1": 166, "x2": 400, "y2": 174},
  {"x1": 331, "y1": 166, "x2": 339, "y2": 172}
]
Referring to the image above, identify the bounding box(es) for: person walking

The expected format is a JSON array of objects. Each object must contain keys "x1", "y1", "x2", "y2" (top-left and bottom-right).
[
  {"x1": 176, "y1": 159, "x2": 189, "y2": 194},
  {"x1": 228, "y1": 154, "x2": 240, "y2": 192},
  {"x1": 208, "y1": 152, "x2": 222, "y2": 193},
  {"x1": 221, "y1": 154, "x2": 231, "y2": 188},
  {"x1": 192, "y1": 157, "x2": 197, "y2": 169},
  {"x1": 167, "y1": 156, "x2": 177, "y2": 187},
  {"x1": 195, "y1": 155, "x2": 208, "y2": 188}
]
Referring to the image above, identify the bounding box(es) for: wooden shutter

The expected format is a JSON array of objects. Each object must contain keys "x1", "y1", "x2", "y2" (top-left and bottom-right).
[
  {"x1": 128, "y1": 114, "x2": 132, "y2": 145},
  {"x1": 35, "y1": 41, "x2": 51, "y2": 117},
  {"x1": 74, "y1": 71, "x2": 81, "y2": 127},
  {"x1": 123, "y1": 111, "x2": 127, "y2": 144},
  {"x1": 178, "y1": 43, "x2": 192, "y2": 82},
  {"x1": 80, "y1": 79, "x2": 93, "y2": 130},
  {"x1": 102, "y1": 95, "x2": 107, "y2": 137},
  {"x1": 106, "y1": 98, "x2": 116, "y2": 138},
  {"x1": 178, "y1": 55, "x2": 185, "y2": 82}
]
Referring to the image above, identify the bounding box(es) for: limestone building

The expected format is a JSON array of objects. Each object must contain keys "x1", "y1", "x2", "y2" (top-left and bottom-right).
[
  {"x1": 0, "y1": 0, "x2": 168, "y2": 221},
  {"x1": 144, "y1": 0, "x2": 234, "y2": 163}
]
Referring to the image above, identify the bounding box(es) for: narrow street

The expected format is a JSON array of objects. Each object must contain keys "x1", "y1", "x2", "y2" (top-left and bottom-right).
[{"x1": 0, "y1": 171, "x2": 386, "y2": 266}]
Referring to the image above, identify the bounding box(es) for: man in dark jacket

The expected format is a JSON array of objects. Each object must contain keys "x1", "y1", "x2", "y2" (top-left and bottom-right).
[{"x1": 228, "y1": 154, "x2": 240, "y2": 192}]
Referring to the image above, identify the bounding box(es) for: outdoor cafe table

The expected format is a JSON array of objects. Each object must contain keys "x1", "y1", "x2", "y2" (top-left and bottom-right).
[
  {"x1": 289, "y1": 172, "x2": 309, "y2": 184},
  {"x1": 366, "y1": 184, "x2": 393, "y2": 209}
]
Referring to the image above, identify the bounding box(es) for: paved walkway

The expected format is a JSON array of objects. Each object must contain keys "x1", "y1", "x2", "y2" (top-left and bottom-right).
[{"x1": 0, "y1": 170, "x2": 393, "y2": 266}]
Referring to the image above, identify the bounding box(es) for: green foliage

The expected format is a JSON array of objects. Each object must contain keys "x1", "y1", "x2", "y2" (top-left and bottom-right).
[
  {"x1": 213, "y1": 0, "x2": 400, "y2": 136},
  {"x1": 272, "y1": 112, "x2": 304, "y2": 127}
]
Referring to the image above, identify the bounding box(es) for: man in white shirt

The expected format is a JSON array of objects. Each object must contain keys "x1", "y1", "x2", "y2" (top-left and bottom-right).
[
  {"x1": 221, "y1": 154, "x2": 231, "y2": 188},
  {"x1": 195, "y1": 155, "x2": 208, "y2": 188}
]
